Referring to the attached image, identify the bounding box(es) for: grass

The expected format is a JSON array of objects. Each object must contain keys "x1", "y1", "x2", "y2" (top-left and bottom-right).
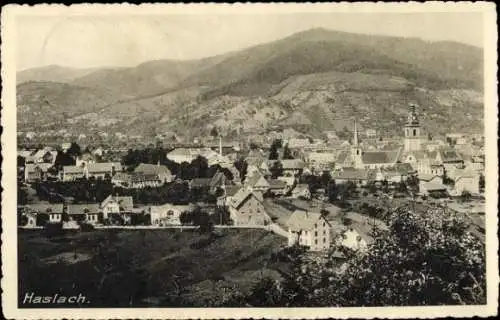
[{"x1": 18, "y1": 228, "x2": 287, "y2": 308}]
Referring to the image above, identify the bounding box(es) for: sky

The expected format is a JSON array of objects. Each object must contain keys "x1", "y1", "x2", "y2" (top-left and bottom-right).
[{"x1": 16, "y1": 11, "x2": 485, "y2": 71}]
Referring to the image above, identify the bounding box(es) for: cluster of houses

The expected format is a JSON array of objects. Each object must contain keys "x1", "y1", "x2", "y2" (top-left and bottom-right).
[{"x1": 18, "y1": 104, "x2": 485, "y2": 253}]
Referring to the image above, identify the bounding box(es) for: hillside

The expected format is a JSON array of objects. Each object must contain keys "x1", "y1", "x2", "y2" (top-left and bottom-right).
[
  {"x1": 18, "y1": 229, "x2": 287, "y2": 307},
  {"x1": 16, "y1": 28, "x2": 484, "y2": 141},
  {"x1": 16, "y1": 65, "x2": 99, "y2": 84}
]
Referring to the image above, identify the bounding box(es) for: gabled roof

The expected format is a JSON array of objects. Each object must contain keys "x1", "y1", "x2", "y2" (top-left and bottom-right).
[
  {"x1": 286, "y1": 210, "x2": 327, "y2": 231},
  {"x1": 418, "y1": 173, "x2": 441, "y2": 182},
  {"x1": 25, "y1": 203, "x2": 64, "y2": 214},
  {"x1": 63, "y1": 165, "x2": 84, "y2": 174},
  {"x1": 101, "y1": 195, "x2": 133, "y2": 210},
  {"x1": 67, "y1": 203, "x2": 100, "y2": 215},
  {"x1": 26, "y1": 163, "x2": 53, "y2": 173},
  {"x1": 229, "y1": 188, "x2": 253, "y2": 209},
  {"x1": 87, "y1": 162, "x2": 122, "y2": 173},
  {"x1": 362, "y1": 148, "x2": 400, "y2": 164},
  {"x1": 224, "y1": 185, "x2": 242, "y2": 197},
  {"x1": 134, "y1": 163, "x2": 172, "y2": 176},
  {"x1": 246, "y1": 172, "x2": 269, "y2": 188},
  {"x1": 421, "y1": 181, "x2": 447, "y2": 191}
]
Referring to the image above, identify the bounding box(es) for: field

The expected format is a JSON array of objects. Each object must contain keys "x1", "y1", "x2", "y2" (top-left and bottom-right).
[{"x1": 18, "y1": 228, "x2": 288, "y2": 307}]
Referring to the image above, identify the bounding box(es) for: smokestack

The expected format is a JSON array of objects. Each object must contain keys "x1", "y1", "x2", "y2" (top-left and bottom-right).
[{"x1": 219, "y1": 135, "x2": 222, "y2": 156}]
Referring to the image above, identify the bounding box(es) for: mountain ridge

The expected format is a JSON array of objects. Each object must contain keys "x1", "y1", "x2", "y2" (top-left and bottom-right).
[{"x1": 16, "y1": 28, "x2": 484, "y2": 143}]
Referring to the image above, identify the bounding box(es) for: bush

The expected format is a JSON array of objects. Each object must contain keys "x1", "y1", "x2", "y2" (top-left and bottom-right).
[{"x1": 79, "y1": 223, "x2": 95, "y2": 232}]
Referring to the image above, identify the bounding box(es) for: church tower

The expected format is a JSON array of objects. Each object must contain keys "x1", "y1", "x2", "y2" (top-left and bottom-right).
[
  {"x1": 404, "y1": 104, "x2": 421, "y2": 152},
  {"x1": 351, "y1": 119, "x2": 363, "y2": 168}
]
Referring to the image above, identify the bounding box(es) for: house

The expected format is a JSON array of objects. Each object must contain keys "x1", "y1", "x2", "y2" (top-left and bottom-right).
[
  {"x1": 217, "y1": 185, "x2": 242, "y2": 207},
  {"x1": 305, "y1": 151, "x2": 336, "y2": 172},
  {"x1": 453, "y1": 171, "x2": 480, "y2": 195},
  {"x1": 286, "y1": 210, "x2": 331, "y2": 252},
  {"x1": 23, "y1": 211, "x2": 38, "y2": 228},
  {"x1": 24, "y1": 163, "x2": 52, "y2": 182},
  {"x1": 290, "y1": 184, "x2": 312, "y2": 200},
  {"x1": 267, "y1": 179, "x2": 289, "y2": 196},
  {"x1": 339, "y1": 227, "x2": 369, "y2": 252},
  {"x1": 149, "y1": 204, "x2": 194, "y2": 226},
  {"x1": 67, "y1": 203, "x2": 101, "y2": 224},
  {"x1": 62, "y1": 165, "x2": 85, "y2": 181},
  {"x1": 101, "y1": 195, "x2": 134, "y2": 220},
  {"x1": 134, "y1": 163, "x2": 174, "y2": 184},
  {"x1": 418, "y1": 173, "x2": 443, "y2": 185},
  {"x1": 262, "y1": 159, "x2": 305, "y2": 177},
  {"x1": 419, "y1": 181, "x2": 448, "y2": 197},
  {"x1": 86, "y1": 162, "x2": 123, "y2": 179},
  {"x1": 25, "y1": 203, "x2": 64, "y2": 223},
  {"x1": 375, "y1": 163, "x2": 416, "y2": 184},
  {"x1": 333, "y1": 168, "x2": 376, "y2": 187},
  {"x1": 227, "y1": 189, "x2": 270, "y2": 226},
  {"x1": 245, "y1": 171, "x2": 270, "y2": 193}
]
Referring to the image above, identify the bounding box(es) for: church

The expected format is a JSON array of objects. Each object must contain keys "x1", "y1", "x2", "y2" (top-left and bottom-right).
[{"x1": 336, "y1": 104, "x2": 463, "y2": 174}]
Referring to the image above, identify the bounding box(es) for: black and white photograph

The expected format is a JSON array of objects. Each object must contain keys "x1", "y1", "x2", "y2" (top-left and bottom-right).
[{"x1": 1, "y1": 3, "x2": 498, "y2": 319}]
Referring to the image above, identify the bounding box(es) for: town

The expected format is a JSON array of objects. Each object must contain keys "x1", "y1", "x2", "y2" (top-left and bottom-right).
[{"x1": 17, "y1": 104, "x2": 486, "y2": 251}]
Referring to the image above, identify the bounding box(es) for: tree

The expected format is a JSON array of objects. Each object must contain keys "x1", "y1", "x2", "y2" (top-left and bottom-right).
[
  {"x1": 66, "y1": 142, "x2": 82, "y2": 158},
  {"x1": 283, "y1": 144, "x2": 294, "y2": 160},
  {"x1": 234, "y1": 158, "x2": 248, "y2": 183},
  {"x1": 242, "y1": 206, "x2": 485, "y2": 307},
  {"x1": 479, "y1": 174, "x2": 485, "y2": 190},
  {"x1": 210, "y1": 126, "x2": 219, "y2": 138},
  {"x1": 269, "y1": 160, "x2": 284, "y2": 179},
  {"x1": 397, "y1": 181, "x2": 407, "y2": 193},
  {"x1": 320, "y1": 171, "x2": 332, "y2": 190},
  {"x1": 460, "y1": 190, "x2": 472, "y2": 202},
  {"x1": 269, "y1": 139, "x2": 282, "y2": 160}
]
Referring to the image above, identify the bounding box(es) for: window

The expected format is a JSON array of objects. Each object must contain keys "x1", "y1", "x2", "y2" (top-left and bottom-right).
[
  {"x1": 314, "y1": 223, "x2": 317, "y2": 229},
  {"x1": 413, "y1": 129, "x2": 417, "y2": 136},
  {"x1": 315, "y1": 231, "x2": 318, "y2": 237},
  {"x1": 323, "y1": 222, "x2": 325, "y2": 227},
  {"x1": 323, "y1": 230, "x2": 326, "y2": 235},
  {"x1": 315, "y1": 239, "x2": 318, "y2": 245},
  {"x1": 323, "y1": 238, "x2": 326, "y2": 243}
]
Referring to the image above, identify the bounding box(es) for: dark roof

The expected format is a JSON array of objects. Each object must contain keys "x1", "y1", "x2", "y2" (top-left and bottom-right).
[
  {"x1": 224, "y1": 185, "x2": 242, "y2": 197},
  {"x1": 67, "y1": 203, "x2": 100, "y2": 215},
  {"x1": 439, "y1": 148, "x2": 463, "y2": 163},
  {"x1": 362, "y1": 149, "x2": 400, "y2": 164},
  {"x1": 25, "y1": 203, "x2": 64, "y2": 214},
  {"x1": 267, "y1": 179, "x2": 288, "y2": 189},
  {"x1": 134, "y1": 163, "x2": 172, "y2": 176}
]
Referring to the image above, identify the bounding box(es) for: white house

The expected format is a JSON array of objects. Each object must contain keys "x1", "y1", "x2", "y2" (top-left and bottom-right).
[
  {"x1": 101, "y1": 195, "x2": 134, "y2": 220},
  {"x1": 286, "y1": 210, "x2": 331, "y2": 252},
  {"x1": 149, "y1": 204, "x2": 194, "y2": 226}
]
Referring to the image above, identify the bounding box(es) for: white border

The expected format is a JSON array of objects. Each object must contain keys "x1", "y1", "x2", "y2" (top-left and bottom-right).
[{"x1": 1, "y1": 2, "x2": 498, "y2": 319}]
